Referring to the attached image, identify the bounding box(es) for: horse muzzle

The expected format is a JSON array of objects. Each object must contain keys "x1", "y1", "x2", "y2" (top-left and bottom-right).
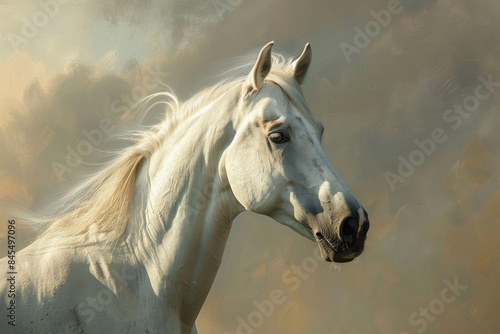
[{"x1": 314, "y1": 207, "x2": 370, "y2": 263}]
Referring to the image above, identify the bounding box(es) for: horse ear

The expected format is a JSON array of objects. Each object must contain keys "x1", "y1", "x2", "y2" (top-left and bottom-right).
[
  {"x1": 290, "y1": 43, "x2": 312, "y2": 84},
  {"x1": 247, "y1": 41, "x2": 274, "y2": 92}
]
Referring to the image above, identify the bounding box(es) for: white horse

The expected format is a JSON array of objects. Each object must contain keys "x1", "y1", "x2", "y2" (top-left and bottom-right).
[{"x1": 1, "y1": 42, "x2": 369, "y2": 334}]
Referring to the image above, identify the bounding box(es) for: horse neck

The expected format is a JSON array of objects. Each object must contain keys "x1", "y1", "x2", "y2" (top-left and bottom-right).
[{"x1": 127, "y1": 90, "x2": 244, "y2": 324}]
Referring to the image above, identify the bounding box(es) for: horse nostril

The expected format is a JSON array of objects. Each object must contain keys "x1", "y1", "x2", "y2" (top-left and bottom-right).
[{"x1": 339, "y1": 216, "x2": 358, "y2": 245}]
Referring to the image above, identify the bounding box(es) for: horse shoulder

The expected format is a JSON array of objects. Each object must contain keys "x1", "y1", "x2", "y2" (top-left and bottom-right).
[{"x1": 17, "y1": 245, "x2": 82, "y2": 300}]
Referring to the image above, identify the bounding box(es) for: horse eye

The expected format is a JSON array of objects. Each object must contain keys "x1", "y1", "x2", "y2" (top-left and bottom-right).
[{"x1": 269, "y1": 132, "x2": 287, "y2": 143}]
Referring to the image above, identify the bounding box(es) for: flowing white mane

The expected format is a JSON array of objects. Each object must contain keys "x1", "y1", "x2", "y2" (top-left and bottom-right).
[{"x1": 32, "y1": 53, "x2": 305, "y2": 246}]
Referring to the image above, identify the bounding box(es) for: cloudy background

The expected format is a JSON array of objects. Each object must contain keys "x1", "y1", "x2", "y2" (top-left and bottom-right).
[{"x1": 1, "y1": 0, "x2": 500, "y2": 333}]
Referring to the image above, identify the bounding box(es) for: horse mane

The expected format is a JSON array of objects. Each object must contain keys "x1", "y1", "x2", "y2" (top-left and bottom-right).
[{"x1": 32, "y1": 52, "x2": 303, "y2": 245}]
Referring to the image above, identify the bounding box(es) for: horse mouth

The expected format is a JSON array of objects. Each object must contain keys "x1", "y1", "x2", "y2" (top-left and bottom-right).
[{"x1": 314, "y1": 232, "x2": 362, "y2": 263}]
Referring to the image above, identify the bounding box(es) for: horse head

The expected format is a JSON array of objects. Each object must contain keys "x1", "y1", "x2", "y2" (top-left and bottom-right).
[{"x1": 221, "y1": 42, "x2": 370, "y2": 262}]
